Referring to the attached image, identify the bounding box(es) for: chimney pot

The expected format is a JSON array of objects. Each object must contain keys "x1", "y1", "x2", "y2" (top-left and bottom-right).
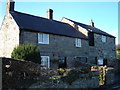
[
  {"x1": 90, "y1": 19, "x2": 94, "y2": 27},
  {"x1": 46, "y1": 9, "x2": 53, "y2": 19}
]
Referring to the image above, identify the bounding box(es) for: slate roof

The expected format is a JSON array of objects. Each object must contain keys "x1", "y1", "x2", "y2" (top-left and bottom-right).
[
  {"x1": 63, "y1": 17, "x2": 115, "y2": 38},
  {"x1": 10, "y1": 11, "x2": 87, "y2": 39}
]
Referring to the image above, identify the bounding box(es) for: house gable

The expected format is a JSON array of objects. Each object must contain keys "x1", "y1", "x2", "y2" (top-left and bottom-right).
[
  {"x1": 0, "y1": 13, "x2": 20, "y2": 57},
  {"x1": 61, "y1": 17, "x2": 88, "y2": 37},
  {"x1": 61, "y1": 17, "x2": 115, "y2": 38}
]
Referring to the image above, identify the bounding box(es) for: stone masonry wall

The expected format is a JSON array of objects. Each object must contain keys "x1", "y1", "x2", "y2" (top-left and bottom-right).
[
  {"x1": 0, "y1": 13, "x2": 19, "y2": 58},
  {"x1": 2, "y1": 57, "x2": 99, "y2": 88},
  {"x1": 29, "y1": 73, "x2": 99, "y2": 88},
  {"x1": 90, "y1": 33, "x2": 116, "y2": 66},
  {"x1": 20, "y1": 30, "x2": 89, "y2": 68},
  {"x1": 2, "y1": 57, "x2": 115, "y2": 89},
  {"x1": 20, "y1": 30, "x2": 116, "y2": 67},
  {"x1": 61, "y1": 18, "x2": 116, "y2": 66}
]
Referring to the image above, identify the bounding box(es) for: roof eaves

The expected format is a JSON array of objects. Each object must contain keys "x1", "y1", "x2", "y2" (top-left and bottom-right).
[
  {"x1": 20, "y1": 28, "x2": 88, "y2": 40},
  {"x1": 65, "y1": 18, "x2": 115, "y2": 38}
]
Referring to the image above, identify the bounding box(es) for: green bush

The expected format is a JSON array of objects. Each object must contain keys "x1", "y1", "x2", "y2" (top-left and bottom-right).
[{"x1": 11, "y1": 44, "x2": 41, "y2": 63}]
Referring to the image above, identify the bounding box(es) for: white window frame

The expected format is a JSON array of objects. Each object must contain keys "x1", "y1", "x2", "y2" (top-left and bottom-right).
[
  {"x1": 38, "y1": 33, "x2": 49, "y2": 44},
  {"x1": 41, "y1": 56, "x2": 50, "y2": 69},
  {"x1": 102, "y1": 35, "x2": 106, "y2": 43},
  {"x1": 75, "y1": 38, "x2": 81, "y2": 47},
  {"x1": 98, "y1": 59, "x2": 103, "y2": 65}
]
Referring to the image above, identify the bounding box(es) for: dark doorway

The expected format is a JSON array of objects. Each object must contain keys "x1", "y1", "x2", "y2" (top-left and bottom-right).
[
  {"x1": 58, "y1": 57, "x2": 67, "y2": 68},
  {"x1": 103, "y1": 58, "x2": 107, "y2": 66},
  {"x1": 88, "y1": 32, "x2": 94, "y2": 46},
  {"x1": 95, "y1": 57, "x2": 98, "y2": 65}
]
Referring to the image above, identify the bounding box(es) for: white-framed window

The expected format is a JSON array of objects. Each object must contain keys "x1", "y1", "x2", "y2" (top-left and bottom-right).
[
  {"x1": 38, "y1": 33, "x2": 49, "y2": 44},
  {"x1": 75, "y1": 38, "x2": 81, "y2": 47},
  {"x1": 41, "y1": 56, "x2": 50, "y2": 69},
  {"x1": 102, "y1": 35, "x2": 106, "y2": 42},
  {"x1": 98, "y1": 59, "x2": 103, "y2": 65}
]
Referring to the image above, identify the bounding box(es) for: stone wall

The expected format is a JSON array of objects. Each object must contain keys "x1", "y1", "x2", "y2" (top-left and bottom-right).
[
  {"x1": 20, "y1": 30, "x2": 116, "y2": 67},
  {"x1": 92, "y1": 33, "x2": 116, "y2": 66},
  {"x1": 29, "y1": 72, "x2": 99, "y2": 88},
  {"x1": 2, "y1": 57, "x2": 116, "y2": 89},
  {"x1": 20, "y1": 30, "x2": 89, "y2": 68},
  {"x1": 2, "y1": 57, "x2": 44, "y2": 78},
  {"x1": 105, "y1": 68, "x2": 115, "y2": 85},
  {"x1": 2, "y1": 57, "x2": 100, "y2": 89},
  {"x1": 0, "y1": 13, "x2": 19, "y2": 58},
  {"x1": 61, "y1": 18, "x2": 116, "y2": 66},
  {"x1": 114, "y1": 59, "x2": 120, "y2": 73},
  {"x1": 2, "y1": 57, "x2": 57, "y2": 88}
]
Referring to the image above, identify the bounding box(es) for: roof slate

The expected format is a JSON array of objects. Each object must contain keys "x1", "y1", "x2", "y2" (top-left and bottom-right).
[
  {"x1": 10, "y1": 11, "x2": 87, "y2": 39},
  {"x1": 63, "y1": 17, "x2": 115, "y2": 38}
]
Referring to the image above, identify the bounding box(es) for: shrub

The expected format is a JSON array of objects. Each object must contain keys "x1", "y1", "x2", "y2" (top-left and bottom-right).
[{"x1": 11, "y1": 44, "x2": 41, "y2": 63}]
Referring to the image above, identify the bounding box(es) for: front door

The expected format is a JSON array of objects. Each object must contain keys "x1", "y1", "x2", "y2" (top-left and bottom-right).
[{"x1": 41, "y1": 56, "x2": 50, "y2": 69}]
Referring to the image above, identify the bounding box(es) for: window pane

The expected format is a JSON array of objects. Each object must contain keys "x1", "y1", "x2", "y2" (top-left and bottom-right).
[
  {"x1": 75, "y1": 38, "x2": 81, "y2": 47},
  {"x1": 98, "y1": 59, "x2": 103, "y2": 65},
  {"x1": 38, "y1": 33, "x2": 43, "y2": 43},
  {"x1": 78, "y1": 39, "x2": 81, "y2": 47},
  {"x1": 78, "y1": 39, "x2": 80, "y2": 46},
  {"x1": 41, "y1": 56, "x2": 50, "y2": 69},
  {"x1": 43, "y1": 34, "x2": 49, "y2": 44},
  {"x1": 38, "y1": 33, "x2": 49, "y2": 44},
  {"x1": 102, "y1": 35, "x2": 106, "y2": 42},
  {"x1": 75, "y1": 38, "x2": 78, "y2": 47}
]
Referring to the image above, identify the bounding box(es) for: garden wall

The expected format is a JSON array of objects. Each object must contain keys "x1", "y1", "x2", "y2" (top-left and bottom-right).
[
  {"x1": 1, "y1": 57, "x2": 115, "y2": 89},
  {"x1": 29, "y1": 72, "x2": 99, "y2": 88},
  {"x1": 1, "y1": 57, "x2": 100, "y2": 89}
]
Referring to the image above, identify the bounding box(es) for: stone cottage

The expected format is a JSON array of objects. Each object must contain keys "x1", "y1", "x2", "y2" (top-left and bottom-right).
[
  {"x1": 0, "y1": 0, "x2": 116, "y2": 69},
  {"x1": 61, "y1": 18, "x2": 116, "y2": 67}
]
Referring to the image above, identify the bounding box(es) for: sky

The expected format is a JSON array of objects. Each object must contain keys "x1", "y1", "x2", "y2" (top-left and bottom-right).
[{"x1": 0, "y1": 0, "x2": 119, "y2": 44}]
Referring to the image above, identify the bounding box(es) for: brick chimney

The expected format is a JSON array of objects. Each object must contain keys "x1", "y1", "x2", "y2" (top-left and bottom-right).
[
  {"x1": 46, "y1": 9, "x2": 53, "y2": 19},
  {"x1": 90, "y1": 19, "x2": 94, "y2": 27}
]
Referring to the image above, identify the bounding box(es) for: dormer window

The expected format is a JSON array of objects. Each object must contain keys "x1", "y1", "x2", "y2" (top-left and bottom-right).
[{"x1": 102, "y1": 35, "x2": 106, "y2": 42}]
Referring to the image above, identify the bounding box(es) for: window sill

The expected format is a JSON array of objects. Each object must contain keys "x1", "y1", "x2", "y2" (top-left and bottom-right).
[
  {"x1": 76, "y1": 46, "x2": 81, "y2": 48},
  {"x1": 38, "y1": 42, "x2": 49, "y2": 45}
]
